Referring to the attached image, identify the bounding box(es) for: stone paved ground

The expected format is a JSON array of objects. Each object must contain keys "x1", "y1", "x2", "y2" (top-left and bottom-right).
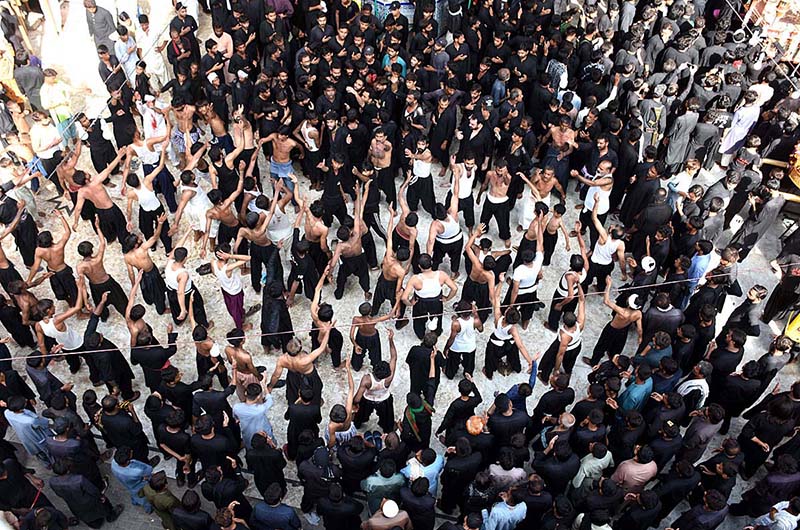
[{"x1": 6, "y1": 3, "x2": 798, "y2": 529}]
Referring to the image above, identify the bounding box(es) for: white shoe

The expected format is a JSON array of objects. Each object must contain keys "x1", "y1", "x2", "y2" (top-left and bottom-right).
[{"x1": 304, "y1": 511, "x2": 320, "y2": 525}]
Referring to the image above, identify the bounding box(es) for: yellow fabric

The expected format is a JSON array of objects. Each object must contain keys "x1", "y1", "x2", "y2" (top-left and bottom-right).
[{"x1": 785, "y1": 310, "x2": 800, "y2": 343}]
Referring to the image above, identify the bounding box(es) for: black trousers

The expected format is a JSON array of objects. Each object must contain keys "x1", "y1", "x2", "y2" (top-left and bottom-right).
[
  {"x1": 479, "y1": 198, "x2": 511, "y2": 241},
  {"x1": 353, "y1": 395, "x2": 395, "y2": 433},
  {"x1": 582, "y1": 261, "x2": 614, "y2": 292},
  {"x1": 322, "y1": 199, "x2": 349, "y2": 227},
  {"x1": 375, "y1": 166, "x2": 396, "y2": 207},
  {"x1": 484, "y1": 338, "x2": 520, "y2": 379},
  {"x1": 432, "y1": 238, "x2": 463, "y2": 276},
  {"x1": 407, "y1": 176, "x2": 435, "y2": 214},
  {"x1": 89, "y1": 277, "x2": 128, "y2": 321},
  {"x1": 334, "y1": 254, "x2": 371, "y2": 299},
  {"x1": 139, "y1": 205, "x2": 172, "y2": 253},
  {"x1": 249, "y1": 242, "x2": 273, "y2": 293},
  {"x1": 444, "y1": 349, "x2": 475, "y2": 379},
  {"x1": 167, "y1": 285, "x2": 209, "y2": 327}
]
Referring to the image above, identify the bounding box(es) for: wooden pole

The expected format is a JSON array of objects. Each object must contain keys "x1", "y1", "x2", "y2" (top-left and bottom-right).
[{"x1": 7, "y1": 0, "x2": 34, "y2": 53}]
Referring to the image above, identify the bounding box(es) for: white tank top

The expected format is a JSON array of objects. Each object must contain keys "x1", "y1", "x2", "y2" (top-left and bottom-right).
[
  {"x1": 132, "y1": 142, "x2": 160, "y2": 166},
  {"x1": 491, "y1": 320, "x2": 514, "y2": 345},
  {"x1": 415, "y1": 274, "x2": 442, "y2": 298},
  {"x1": 583, "y1": 177, "x2": 610, "y2": 215},
  {"x1": 413, "y1": 158, "x2": 432, "y2": 179},
  {"x1": 592, "y1": 237, "x2": 618, "y2": 265},
  {"x1": 165, "y1": 259, "x2": 193, "y2": 292},
  {"x1": 247, "y1": 193, "x2": 267, "y2": 215},
  {"x1": 560, "y1": 323, "x2": 582, "y2": 350},
  {"x1": 457, "y1": 164, "x2": 476, "y2": 199},
  {"x1": 556, "y1": 270, "x2": 587, "y2": 296},
  {"x1": 40, "y1": 318, "x2": 82, "y2": 351},
  {"x1": 451, "y1": 316, "x2": 477, "y2": 352},
  {"x1": 213, "y1": 260, "x2": 243, "y2": 295},
  {"x1": 268, "y1": 204, "x2": 293, "y2": 242},
  {"x1": 301, "y1": 121, "x2": 319, "y2": 152},
  {"x1": 183, "y1": 184, "x2": 213, "y2": 210},
  {"x1": 363, "y1": 374, "x2": 392, "y2": 401},
  {"x1": 323, "y1": 422, "x2": 357, "y2": 446},
  {"x1": 514, "y1": 261, "x2": 540, "y2": 295},
  {"x1": 133, "y1": 185, "x2": 162, "y2": 212},
  {"x1": 436, "y1": 215, "x2": 462, "y2": 244}
]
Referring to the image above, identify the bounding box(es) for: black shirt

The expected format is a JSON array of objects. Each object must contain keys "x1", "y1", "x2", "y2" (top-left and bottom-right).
[
  {"x1": 487, "y1": 409, "x2": 529, "y2": 449},
  {"x1": 0, "y1": 458, "x2": 42, "y2": 511},
  {"x1": 399, "y1": 487, "x2": 436, "y2": 530},
  {"x1": 532, "y1": 451, "x2": 580, "y2": 494},
  {"x1": 245, "y1": 445, "x2": 287, "y2": 494},
  {"x1": 156, "y1": 424, "x2": 191, "y2": 456},
  {"x1": 171, "y1": 507, "x2": 215, "y2": 530},
  {"x1": 190, "y1": 429, "x2": 239, "y2": 470},
  {"x1": 192, "y1": 386, "x2": 236, "y2": 427},
  {"x1": 337, "y1": 445, "x2": 377, "y2": 490},
  {"x1": 100, "y1": 410, "x2": 144, "y2": 448},
  {"x1": 437, "y1": 392, "x2": 482, "y2": 435},
  {"x1": 316, "y1": 496, "x2": 363, "y2": 529}
]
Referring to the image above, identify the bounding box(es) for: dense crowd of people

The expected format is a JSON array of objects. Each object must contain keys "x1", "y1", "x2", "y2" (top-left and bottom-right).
[{"x1": 0, "y1": 0, "x2": 798, "y2": 529}]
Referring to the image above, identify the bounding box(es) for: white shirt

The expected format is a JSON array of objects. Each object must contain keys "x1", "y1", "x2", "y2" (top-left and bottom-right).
[{"x1": 754, "y1": 502, "x2": 800, "y2": 530}]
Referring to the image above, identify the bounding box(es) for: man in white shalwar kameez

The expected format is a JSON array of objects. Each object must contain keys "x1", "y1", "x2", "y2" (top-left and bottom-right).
[
  {"x1": 137, "y1": 14, "x2": 171, "y2": 88},
  {"x1": 113, "y1": 25, "x2": 138, "y2": 85}
]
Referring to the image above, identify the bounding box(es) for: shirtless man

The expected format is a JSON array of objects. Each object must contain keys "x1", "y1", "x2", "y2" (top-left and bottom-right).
[
  {"x1": 585, "y1": 278, "x2": 643, "y2": 366},
  {"x1": 197, "y1": 99, "x2": 233, "y2": 154},
  {"x1": 76, "y1": 218, "x2": 129, "y2": 321},
  {"x1": 122, "y1": 214, "x2": 170, "y2": 314},
  {"x1": 369, "y1": 127, "x2": 394, "y2": 207},
  {"x1": 169, "y1": 98, "x2": 199, "y2": 169},
  {"x1": 202, "y1": 164, "x2": 245, "y2": 257},
  {"x1": 231, "y1": 113, "x2": 257, "y2": 178},
  {"x1": 56, "y1": 139, "x2": 83, "y2": 201},
  {"x1": 303, "y1": 200, "x2": 331, "y2": 279},
  {"x1": 393, "y1": 177, "x2": 420, "y2": 271},
  {"x1": 124, "y1": 142, "x2": 173, "y2": 253},
  {"x1": 531, "y1": 166, "x2": 566, "y2": 205},
  {"x1": 462, "y1": 224, "x2": 499, "y2": 323},
  {"x1": 73, "y1": 149, "x2": 131, "y2": 244},
  {"x1": 349, "y1": 301, "x2": 394, "y2": 371},
  {"x1": 188, "y1": 296, "x2": 228, "y2": 387},
  {"x1": 2, "y1": 131, "x2": 36, "y2": 171},
  {"x1": 225, "y1": 328, "x2": 263, "y2": 402},
  {"x1": 538, "y1": 116, "x2": 577, "y2": 190},
  {"x1": 262, "y1": 125, "x2": 301, "y2": 208},
  {"x1": 28, "y1": 212, "x2": 82, "y2": 313},
  {"x1": 371, "y1": 207, "x2": 411, "y2": 327},
  {"x1": 266, "y1": 321, "x2": 332, "y2": 406},
  {"x1": 329, "y1": 183, "x2": 371, "y2": 300},
  {"x1": 8, "y1": 278, "x2": 47, "y2": 329},
  {"x1": 478, "y1": 160, "x2": 513, "y2": 247},
  {"x1": 234, "y1": 181, "x2": 284, "y2": 294},
  {"x1": 124, "y1": 271, "x2": 152, "y2": 346}
]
